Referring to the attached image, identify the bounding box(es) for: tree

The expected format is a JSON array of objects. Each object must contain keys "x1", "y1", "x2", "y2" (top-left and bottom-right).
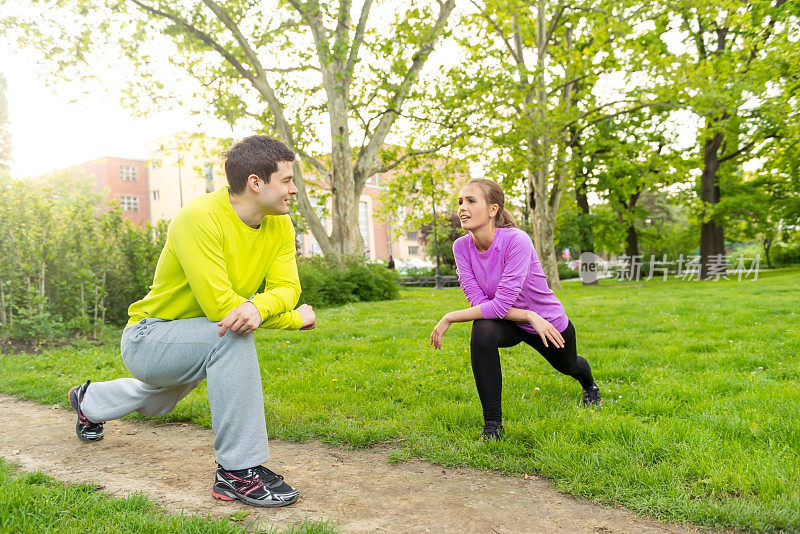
[
  {"x1": 0, "y1": 73, "x2": 10, "y2": 172},
  {"x1": 660, "y1": 0, "x2": 794, "y2": 278},
  {"x1": 5, "y1": 0, "x2": 458, "y2": 257},
  {"x1": 454, "y1": 0, "x2": 666, "y2": 288},
  {"x1": 591, "y1": 109, "x2": 682, "y2": 271}
]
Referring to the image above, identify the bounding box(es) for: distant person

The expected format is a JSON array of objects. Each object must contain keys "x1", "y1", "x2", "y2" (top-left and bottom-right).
[
  {"x1": 67, "y1": 135, "x2": 316, "y2": 507},
  {"x1": 429, "y1": 179, "x2": 600, "y2": 440},
  {"x1": 387, "y1": 254, "x2": 395, "y2": 270}
]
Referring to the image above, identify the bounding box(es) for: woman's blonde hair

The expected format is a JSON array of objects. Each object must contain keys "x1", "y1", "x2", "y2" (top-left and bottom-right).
[{"x1": 466, "y1": 178, "x2": 517, "y2": 228}]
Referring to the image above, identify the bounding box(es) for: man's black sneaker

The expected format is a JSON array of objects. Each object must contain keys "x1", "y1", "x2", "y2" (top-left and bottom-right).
[
  {"x1": 68, "y1": 380, "x2": 104, "y2": 442},
  {"x1": 481, "y1": 420, "x2": 503, "y2": 441},
  {"x1": 583, "y1": 382, "x2": 602, "y2": 406},
  {"x1": 212, "y1": 464, "x2": 299, "y2": 507}
]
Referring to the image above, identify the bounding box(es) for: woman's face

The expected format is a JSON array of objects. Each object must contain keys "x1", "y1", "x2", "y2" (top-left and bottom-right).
[{"x1": 457, "y1": 184, "x2": 498, "y2": 232}]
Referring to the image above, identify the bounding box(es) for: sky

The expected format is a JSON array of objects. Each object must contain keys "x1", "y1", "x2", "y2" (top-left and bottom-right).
[{"x1": 2, "y1": 48, "x2": 236, "y2": 179}]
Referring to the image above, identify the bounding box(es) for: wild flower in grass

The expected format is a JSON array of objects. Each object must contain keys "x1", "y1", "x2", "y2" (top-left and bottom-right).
[{"x1": 331, "y1": 378, "x2": 338, "y2": 382}]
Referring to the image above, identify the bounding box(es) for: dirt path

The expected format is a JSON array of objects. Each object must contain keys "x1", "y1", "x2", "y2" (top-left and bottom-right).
[{"x1": 0, "y1": 394, "x2": 709, "y2": 534}]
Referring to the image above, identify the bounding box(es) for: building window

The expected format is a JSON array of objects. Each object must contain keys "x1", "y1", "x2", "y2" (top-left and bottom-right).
[
  {"x1": 152, "y1": 190, "x2": 160, "y2": 201},
  {"x1": 408, "y1": 246, "x2": 419, "y2": 255},
  {"x1": 120, "y1": 196, "x2": 139, "y2": 212},
  {"x1": 359, "y1": 201, "x2": 369, "y2": 250},
  {"x1": 407, "y1": 231, "x2": 418, "y2": 241},
  {"x1": 119, "y1": 165, "x2": 138, "y2": 182}
]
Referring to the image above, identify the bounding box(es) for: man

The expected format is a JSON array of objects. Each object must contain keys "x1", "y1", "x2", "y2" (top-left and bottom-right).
[{"x1": 67, "y1": 135, "x2": 316, "y2": 508}]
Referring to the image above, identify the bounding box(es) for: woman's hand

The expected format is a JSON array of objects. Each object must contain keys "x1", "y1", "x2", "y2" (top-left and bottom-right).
[
  {"x1": 528, "y1": 312, "x2": 564, "y2": 349},
  {"x1": 430, "y1": 315, "x2": 452, "y2": 350}
]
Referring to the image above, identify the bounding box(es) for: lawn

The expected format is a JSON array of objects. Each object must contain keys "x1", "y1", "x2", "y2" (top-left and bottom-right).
[
  {"x1": 0, "y1": 459, "x2": 334, "y2": 533},
  {"x1": 1, "y1": 268, "x2": 798, "y2": 531}
]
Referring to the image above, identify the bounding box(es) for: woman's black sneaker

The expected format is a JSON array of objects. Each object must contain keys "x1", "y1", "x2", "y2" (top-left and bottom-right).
[
  {"x1": 582, "y1": 382, "x2": 602, "y2": 406},
  {"x1": 212, "y1": 464, "x2": 299, "y2": 507},
  {"x1": 68, "y1": 380, "x2": 104, "y2": 442},
  {"x1": 481, "y1": 420, "x2": 503, "y2": 441}
]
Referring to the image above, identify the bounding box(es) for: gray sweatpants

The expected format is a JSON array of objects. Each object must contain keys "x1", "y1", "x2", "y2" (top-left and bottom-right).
[{"x1": 80, "y1": 317, "x2": 270, "y2": 470}]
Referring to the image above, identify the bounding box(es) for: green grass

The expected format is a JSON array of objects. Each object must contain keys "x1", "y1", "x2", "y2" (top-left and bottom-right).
[
  {"x1": 0, "y1": 458, "x2": 335, "y2": 533},
  {"x1": 1, "y1": 269, "x2": 799, "y2": 531}
]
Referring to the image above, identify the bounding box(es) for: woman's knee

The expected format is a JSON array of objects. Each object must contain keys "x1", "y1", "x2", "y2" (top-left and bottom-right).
[{"x1": 471, "y1": 319, "x2": 504, "y2": 350}]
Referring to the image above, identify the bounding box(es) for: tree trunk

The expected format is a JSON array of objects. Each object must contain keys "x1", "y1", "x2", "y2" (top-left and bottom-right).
[
  {"x1": 0, "y1": 277, "x2": 6, "y2": 328},
  {"x1": 699, "y1": 130, "x2": 727, "y2": 279},
  {"x1": 625, "y1": 224, "x2": 641, "y2": 280},
  {"x1": 533, "y1": 206, "x2": 561, "y2": 290},
  {"x1": 100, "y1": 271, "x2": 107, "y2": 338},
  {"x1": 763, "y1": 237, "x2": 773, "y2": 269},
  {"x1": 575, "y1": 177, "x2": 594, "y2": 254}
]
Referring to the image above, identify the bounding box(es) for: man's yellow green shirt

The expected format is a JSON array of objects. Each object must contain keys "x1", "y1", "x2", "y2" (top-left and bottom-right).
[{"x1": 127, "y1": 186, "x2": 302, "y2": 330}]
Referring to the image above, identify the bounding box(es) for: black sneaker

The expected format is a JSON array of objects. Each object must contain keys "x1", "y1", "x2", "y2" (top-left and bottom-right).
[
  {"x1": 583, "y1": 382, "x2": 602, "y2": 406},
  {"x1": 68, "y1": 380, "x2": 104, "y2": 442},
  {"x1": 212, "y1": 464, "x2": 299, "y2": 507},
  {"x1": 481, "y1": 420, "x2": 503, "y2": 441}
]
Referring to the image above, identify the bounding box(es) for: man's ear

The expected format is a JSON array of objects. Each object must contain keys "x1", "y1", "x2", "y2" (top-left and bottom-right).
[{"x1": 246, "y1": 174, "x2": 261, "y2": 192}]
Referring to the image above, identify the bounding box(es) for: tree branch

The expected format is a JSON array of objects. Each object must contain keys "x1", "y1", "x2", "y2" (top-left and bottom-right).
[
  {"x1": 127, "y1": 0, "x2": 256, "y2": 84},
  {"x1": 718, "y1": 137, "x2": 770, "y2": 164},
  {"x1": 353, "y1": 0, "x2": 456, "y2": 189},
  {"x1": 346, "y1": 0, "x2": 374, "y2": 79},
  {"x1": 544, "y1": 2, "x2": 566, "y2": 50},
  {"x1": 566, "y1": 101, "x2": 675, "y2": 145},
  {"x1": 373, "y1": 137, "x2": 463, "y2": 175},
  {"x1": 470, "y1": 0, "x2": 522, "y2": 66},
  {"x1": 201, "y1": 0, "x2": 268, "y2": 83},
  {"x1": 295, "y1": 148, "x2": 333, "y2": 181}
]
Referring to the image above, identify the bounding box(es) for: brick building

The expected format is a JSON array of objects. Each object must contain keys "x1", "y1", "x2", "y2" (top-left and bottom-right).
[{"x1": 72, "y1": 157, "x2": 150, "y2": 225}]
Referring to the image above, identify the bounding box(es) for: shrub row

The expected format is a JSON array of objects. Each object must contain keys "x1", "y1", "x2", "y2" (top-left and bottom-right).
[{"x1": 297, "y1": 256, "x2": 399, "y2": 308}]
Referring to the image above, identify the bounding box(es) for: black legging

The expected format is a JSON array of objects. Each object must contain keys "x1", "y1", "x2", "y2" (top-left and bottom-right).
[{"x1": 470, "y1": 319, "x2": 594, "y2": 422}]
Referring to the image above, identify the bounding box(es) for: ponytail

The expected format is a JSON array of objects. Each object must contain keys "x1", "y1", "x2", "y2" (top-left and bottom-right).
[{"x1": 496, "y1": 207, "x2": 517, "y2": 228}]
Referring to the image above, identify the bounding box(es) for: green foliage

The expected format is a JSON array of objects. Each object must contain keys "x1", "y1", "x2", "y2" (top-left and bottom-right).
[
  {"x1": 557, "y1": 262, "x2": 578, "y2": 280},
  {"x1": 771, "y1": 242, "x2": 800, "y2": 267},
  {"x1": 0, "y1": 174, "x2": 165, "y2": 341},
  {"x1": 420, "y1": 213, "x2": 465, "y2": 269},
  {"x1": 297, "y1": 256, "x2": 399, "y2": 308}
]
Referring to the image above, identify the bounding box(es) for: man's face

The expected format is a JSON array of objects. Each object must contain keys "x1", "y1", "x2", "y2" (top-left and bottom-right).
[{"x1": 258, "y1": 160, "x2": 298, "y2": 215}]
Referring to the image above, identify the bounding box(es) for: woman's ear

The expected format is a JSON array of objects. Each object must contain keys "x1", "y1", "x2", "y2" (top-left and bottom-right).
[{"x1": 489, "y1": 203, "x2": 500, "y2": 218}]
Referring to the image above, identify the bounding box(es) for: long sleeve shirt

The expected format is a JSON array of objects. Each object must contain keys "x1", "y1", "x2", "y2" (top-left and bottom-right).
[
  {"x1": 453, "y1": 227, "x2": 568, "y2": 334},
  {"x1": 127, "y1": 186, "x2": 302, "y2": 330}
]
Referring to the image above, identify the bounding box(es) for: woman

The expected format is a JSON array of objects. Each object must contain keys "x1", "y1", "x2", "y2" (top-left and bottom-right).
[{"x1": 430, "y1": 179, "x2": 601, "y2": 440}]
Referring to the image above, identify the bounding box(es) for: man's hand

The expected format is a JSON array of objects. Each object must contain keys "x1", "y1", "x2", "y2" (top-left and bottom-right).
[
  {"x1": 297, "y1": 303, "x2": 316, "y2": 330},
  {"x1": 429, "y1": 314, "x2": 452, "y2": 350},
  {"x1": 528, "y1": 312, "x2": 564, "y2": 349},
  {"x1": 218, "y1": 301, "x2": 262, "y2": 337}
]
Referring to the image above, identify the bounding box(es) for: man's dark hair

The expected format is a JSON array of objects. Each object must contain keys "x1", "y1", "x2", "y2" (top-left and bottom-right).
[{"x1": 224, "y1": 135, "x2": 295, "y2": 194}]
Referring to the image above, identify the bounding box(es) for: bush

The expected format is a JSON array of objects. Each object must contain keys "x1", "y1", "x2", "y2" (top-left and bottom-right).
[
  {"x1": 400, "y1": 264, "x2": 456, "y2": 277},
  {"x1": 557, "y1": 262, "x2": 579, "y2": 280},
  {"x1": 9, "y1": 311, "x2": 66, "y2": 341},
  {"x1": 297, "y1": 256, "x2": 399, "y2": 308},
  {"x1": 771, "y1": 242, "x2": 800, "y2": 267}
]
